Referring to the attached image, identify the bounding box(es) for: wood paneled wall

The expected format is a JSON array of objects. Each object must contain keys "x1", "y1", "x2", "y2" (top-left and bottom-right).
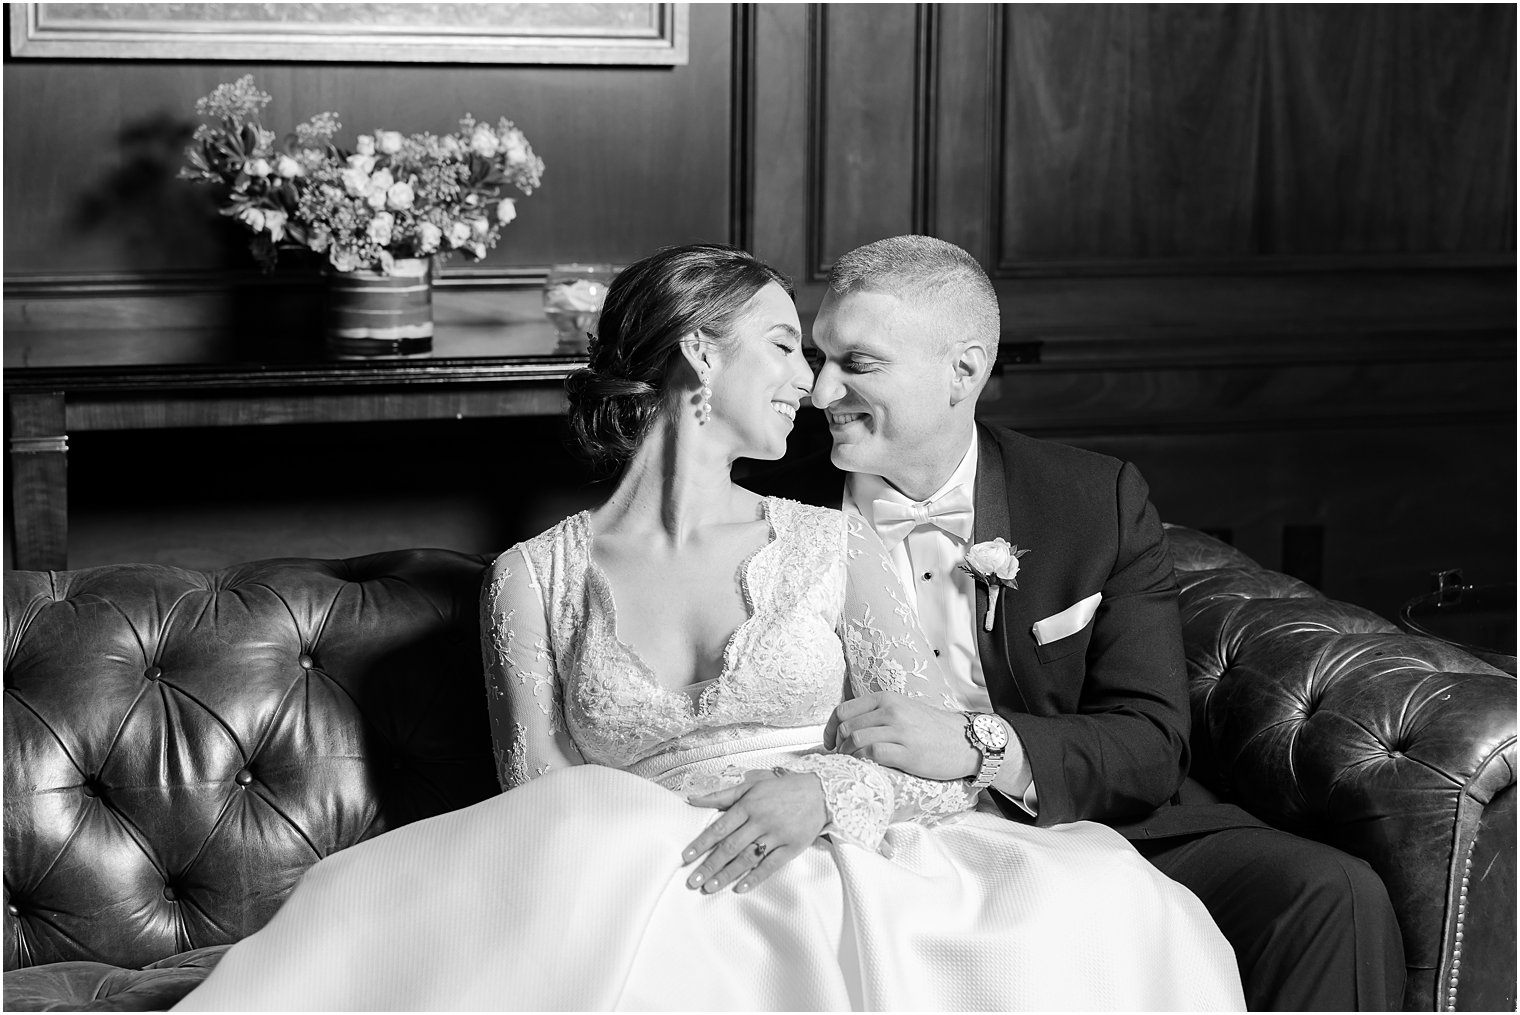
[
  {"x1": 7, "y1": 5, "x2": 1512, "y2": 310},
  {"x1": 746, "y1": 4, "x2": 1513, "y2": 295},
  {"x1": 4, "y1": 4, "x2": 1515, "y2": 625},
  {"x1": 997, "y1": 5, "x2": 1516, "y2": 265}
]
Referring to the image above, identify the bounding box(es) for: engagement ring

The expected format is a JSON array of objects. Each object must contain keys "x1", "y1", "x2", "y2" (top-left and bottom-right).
[{"x1": 751, "y1": 841, "x2": 769, "y2": 860}]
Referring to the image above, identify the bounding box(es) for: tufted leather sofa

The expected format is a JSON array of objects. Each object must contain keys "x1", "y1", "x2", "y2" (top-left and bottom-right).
[{"x1": 4, "y1": 531, "x2": 1514, "y2": 1011}]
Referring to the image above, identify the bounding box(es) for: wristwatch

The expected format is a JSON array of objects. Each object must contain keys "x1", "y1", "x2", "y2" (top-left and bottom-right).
[{"x1": 963, "y1": 712, "x2": 1009, "y2": 790}]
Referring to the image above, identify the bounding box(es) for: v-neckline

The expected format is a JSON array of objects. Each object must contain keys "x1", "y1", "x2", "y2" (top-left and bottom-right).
[{"x1": 581, "y1": 497, "x2": 780, "y2": 713}]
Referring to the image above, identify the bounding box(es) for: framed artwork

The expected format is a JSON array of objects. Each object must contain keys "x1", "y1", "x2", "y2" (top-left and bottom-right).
[{"x1": 7, "y1": 3, "x2": 688, "y2": 65}]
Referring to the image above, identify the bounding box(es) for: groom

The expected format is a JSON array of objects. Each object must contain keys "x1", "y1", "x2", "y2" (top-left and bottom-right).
[{"x1": 754, "y1": 235, "x2": 1404, "y2": 1011}]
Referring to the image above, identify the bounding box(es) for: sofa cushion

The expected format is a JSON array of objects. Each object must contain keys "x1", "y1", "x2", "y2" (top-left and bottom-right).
[
  {"x1": 4, "y1": 550, "x2": 500, "y2": 975},
  {"x1": 2, "y1": 945, "x2": 228, "y2": 1012}
]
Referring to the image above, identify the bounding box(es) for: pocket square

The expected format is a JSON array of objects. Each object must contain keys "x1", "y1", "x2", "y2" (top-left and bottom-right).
[{"x1": 1031, "y1": 592, "x2": 1102, "y2": 645}]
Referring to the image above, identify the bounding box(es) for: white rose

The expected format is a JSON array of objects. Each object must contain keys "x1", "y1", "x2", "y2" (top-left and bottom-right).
[
  {"x1": 245, "y1": 158, "x2": 272, "y2": 177},
  {"x1": 356, "y1": 134, "x2": 376, "y2": 156},
  {"x1": 263, "y1": 208, "x2": 287, "y2": 242},
  {"x1": 369, "y1": 168, "x2": 394, "y2": 192},
  {"x1": 235, "y1": 206, "x2": 265, "y2": 232},
  {"x1": 365, "y1": 187, "x2": 388, "y2": 210},
  {"x1": 496, "y1": 198, "x2": 517, "y2": 225},
  {"x1": 417, "y1": 222, "x2": 443, "y2": 254},
  {"x1": 447, "y1": 221, "x2": 472, "y2": 248},
  {"x1": 386, "y1": 181, "x2": 415, "y2": 211},
  {"x1": 275, "y1": 155, "x2": 304, "y2": 179},
  {"x1": 441, "y1": 135, "x2": 461, "y2": 155},
  {"x1": 471, "y1": 216, "x2": 490, "y2": 237},
  {"x1": 469, "y1": 125, "x2": 499, "y2": 157},
  {"x1": 346, "y1": 153, "x2": 376, "y2": 174},
  {"x1": 377, "y1": 130, "x2": 404, "y2": 154},
  {"x1": 367, "y1": 211, "x2": 395, "y2": 246},
  {"x1": 341, "y1": 167, "x2": 371, "y2": 197},
  {"x1": 502, "y1": 133, "x2": 529, "y2": 166},
  {"x1": 964, "y1": 538, "x2": 1019, "y2": 582},
  {"x1": 329, "y1": 246, "x2": 360, "y2": 272}
]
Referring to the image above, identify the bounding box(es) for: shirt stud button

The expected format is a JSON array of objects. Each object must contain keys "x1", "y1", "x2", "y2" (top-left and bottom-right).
[
  {"x1": 922, "y1": 572, "x2": 932, "y2": 581},
  {"x1": 933, "y1": 648, "x2": 941, "y2": 657}
]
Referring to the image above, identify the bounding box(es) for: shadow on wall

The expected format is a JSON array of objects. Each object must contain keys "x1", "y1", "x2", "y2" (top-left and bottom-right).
[{"x1": 70, "y1": 111, "x2": 245, "y2": 272}]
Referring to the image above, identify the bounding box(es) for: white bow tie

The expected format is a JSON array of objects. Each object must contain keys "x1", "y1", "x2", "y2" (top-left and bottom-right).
[{"x1": 870, "y1": 484, "x2": 974, "y2": 549}]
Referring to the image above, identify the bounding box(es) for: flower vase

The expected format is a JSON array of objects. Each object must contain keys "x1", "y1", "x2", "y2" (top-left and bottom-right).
[{"x1": 325, "y1": 258, "x2": 434, "y2": 358}]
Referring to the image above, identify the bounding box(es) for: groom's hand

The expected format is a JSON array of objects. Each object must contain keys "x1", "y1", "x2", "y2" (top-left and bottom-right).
[{"x1": 827, "y1": 691, "x2": 979, "y2": 781}]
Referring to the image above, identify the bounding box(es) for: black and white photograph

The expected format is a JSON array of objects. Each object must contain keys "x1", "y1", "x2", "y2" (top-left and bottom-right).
[{"x1": 3, "y1": 3, "x2": 1515, "y2": 1011}]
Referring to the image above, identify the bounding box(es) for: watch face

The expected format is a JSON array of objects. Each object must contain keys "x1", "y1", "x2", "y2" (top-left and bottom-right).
[{"x1": 973, "y1": 714, "x2": 1008, "y2": 750}]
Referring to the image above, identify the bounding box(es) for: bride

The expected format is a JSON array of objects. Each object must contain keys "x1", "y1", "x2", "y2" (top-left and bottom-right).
[{"x1": 175, "y1": 244, "x2": 1245, "y2": 1011}]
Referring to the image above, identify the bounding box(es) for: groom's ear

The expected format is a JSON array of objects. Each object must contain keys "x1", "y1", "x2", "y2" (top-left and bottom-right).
[{"x1": 949, "y1": 341, "x2": 991, "y2": 405}]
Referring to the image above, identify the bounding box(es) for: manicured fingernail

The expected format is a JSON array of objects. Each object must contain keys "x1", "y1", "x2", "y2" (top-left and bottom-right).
[
  {"x1": 702, "y1": 881, "x2": 719, "y2": 893},
  {"x1": 735, "y1": 882, "x2": 750, "y2": 894},
  {"x1": 682, "y1": 849, "x2": 695, "y2": 862},
  {"x1": 687, "y1": 873, "x2": 703, "y2": 889}
]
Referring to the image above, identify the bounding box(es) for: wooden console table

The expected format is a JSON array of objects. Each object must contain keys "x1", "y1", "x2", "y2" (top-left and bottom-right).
[
  {"x1": 6, "y1": 283, "x2": 1037, "y2": 572},
  {"x1": 5, "y1": 307, "x2": 582, "y2": 572}
]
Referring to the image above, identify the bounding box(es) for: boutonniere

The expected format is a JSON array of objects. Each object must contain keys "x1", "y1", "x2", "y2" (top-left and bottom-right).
[{"x1": 960, "y1": 538, "x2": 1031, "y2": 631}]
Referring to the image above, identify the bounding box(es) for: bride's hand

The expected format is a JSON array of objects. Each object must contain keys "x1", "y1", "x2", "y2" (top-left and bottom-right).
[{"x1": 682, "y1": 770, "x2": 826, "y2": 895}]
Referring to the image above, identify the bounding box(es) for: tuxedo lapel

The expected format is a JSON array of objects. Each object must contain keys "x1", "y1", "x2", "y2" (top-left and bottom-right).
[{"x1": 973, "y1": 425, "x2": 1029, "y2": 712}]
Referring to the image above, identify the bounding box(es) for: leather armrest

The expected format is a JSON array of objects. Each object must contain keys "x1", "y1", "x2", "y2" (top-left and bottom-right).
[{"x1": 1166, "y1": 524, "x2": 1517, "y2": 1011}]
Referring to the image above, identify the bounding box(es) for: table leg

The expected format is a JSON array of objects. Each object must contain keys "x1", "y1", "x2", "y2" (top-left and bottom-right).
[{"x1": 7, "y1": 392, "x2": 68, "y2": 571}]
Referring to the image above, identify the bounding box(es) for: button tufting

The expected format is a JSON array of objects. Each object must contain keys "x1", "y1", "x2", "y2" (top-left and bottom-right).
[
  {"x1": 163, "y1": 886, "x2": 177, "y2": 902},
  {"x1": 235, "y1": 769, "x2": 254, "y2": 787},
  {"x1": 144, "y1": 665, "x2": 162, "y2": 680},
  {"x1": 6, "y1": 903, "x2": 18, "y2": 917},
  {"x1": 81, "y1": 779, "x2": 97, "y2": 798},
  {"x1": 298, "y1": 653, "x2": 314, "y2": 669}
]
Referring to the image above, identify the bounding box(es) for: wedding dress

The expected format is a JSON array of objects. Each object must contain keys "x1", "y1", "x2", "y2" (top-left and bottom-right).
[{"x1": 176, "y1": 497, "x2": 1245, "y2": 1012}]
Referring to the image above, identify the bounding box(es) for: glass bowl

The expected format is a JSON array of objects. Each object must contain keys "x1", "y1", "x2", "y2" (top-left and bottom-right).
[{"x1": 542, "y1": 263, "x2": 617, "y2": 352}]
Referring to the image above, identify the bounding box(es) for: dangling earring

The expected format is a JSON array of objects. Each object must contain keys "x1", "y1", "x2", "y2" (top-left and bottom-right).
[{"x1": 698, "y1": 369, "x2": 713, "y2": 425}]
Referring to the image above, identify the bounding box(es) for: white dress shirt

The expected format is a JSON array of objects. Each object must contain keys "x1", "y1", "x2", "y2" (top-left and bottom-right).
[{"x1": 843, "y1": 437, "x2": 1039, "y2": 815}]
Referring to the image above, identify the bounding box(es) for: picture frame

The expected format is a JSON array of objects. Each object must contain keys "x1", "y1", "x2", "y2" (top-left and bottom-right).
[{"x1": 7, "y1": 3, "x2": 688, "y2": 66}]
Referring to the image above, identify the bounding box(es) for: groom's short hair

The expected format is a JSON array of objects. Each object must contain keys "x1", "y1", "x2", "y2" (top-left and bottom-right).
[{"x1": 827, "y1": 235, "x2": 1000, "y2": 359}]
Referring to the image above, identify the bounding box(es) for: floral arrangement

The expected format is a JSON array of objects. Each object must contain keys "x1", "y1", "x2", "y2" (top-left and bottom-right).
[{"x1": 182, "y1": 76, "x2": 544, "y2": 274}]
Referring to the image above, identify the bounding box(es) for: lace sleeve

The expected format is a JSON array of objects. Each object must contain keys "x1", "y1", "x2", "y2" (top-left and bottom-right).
[
  {"x1": 481, "y1": 546, "x2": 584, "y2": 790},
  {"x1": 779, "y1": 515, "x2": 977, "y2": 853}
]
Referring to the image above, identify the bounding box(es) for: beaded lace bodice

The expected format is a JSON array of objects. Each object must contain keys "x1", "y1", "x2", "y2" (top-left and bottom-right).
[{"x1": 481, "y1": 497, "x2": 976, "y2": 852}]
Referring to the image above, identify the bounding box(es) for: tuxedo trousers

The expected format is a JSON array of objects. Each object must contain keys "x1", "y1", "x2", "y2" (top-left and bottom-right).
[{"x1": 1136, "y1": 827, "x2": 1405, "y2": 1012}]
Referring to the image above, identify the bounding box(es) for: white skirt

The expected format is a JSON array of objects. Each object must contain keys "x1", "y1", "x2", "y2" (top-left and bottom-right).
[{"x1": 174, "y1": 761, "x2": 1245, "y2": 1011}]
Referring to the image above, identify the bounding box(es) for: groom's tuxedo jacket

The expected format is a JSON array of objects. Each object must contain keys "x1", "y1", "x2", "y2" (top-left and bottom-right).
[{"x1": 748, "y1": 421, "x2": 1264, "y2": 841}]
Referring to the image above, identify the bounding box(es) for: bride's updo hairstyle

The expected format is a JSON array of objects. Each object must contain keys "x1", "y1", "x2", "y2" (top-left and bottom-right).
[{"x1": 565, "y1": 243, "x2": 793, "y2": 472}]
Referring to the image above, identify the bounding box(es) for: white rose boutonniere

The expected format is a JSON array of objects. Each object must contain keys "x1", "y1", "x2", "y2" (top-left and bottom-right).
[{"x1": 960, "y1": 538, "x2": 1030, "y2": 631}]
